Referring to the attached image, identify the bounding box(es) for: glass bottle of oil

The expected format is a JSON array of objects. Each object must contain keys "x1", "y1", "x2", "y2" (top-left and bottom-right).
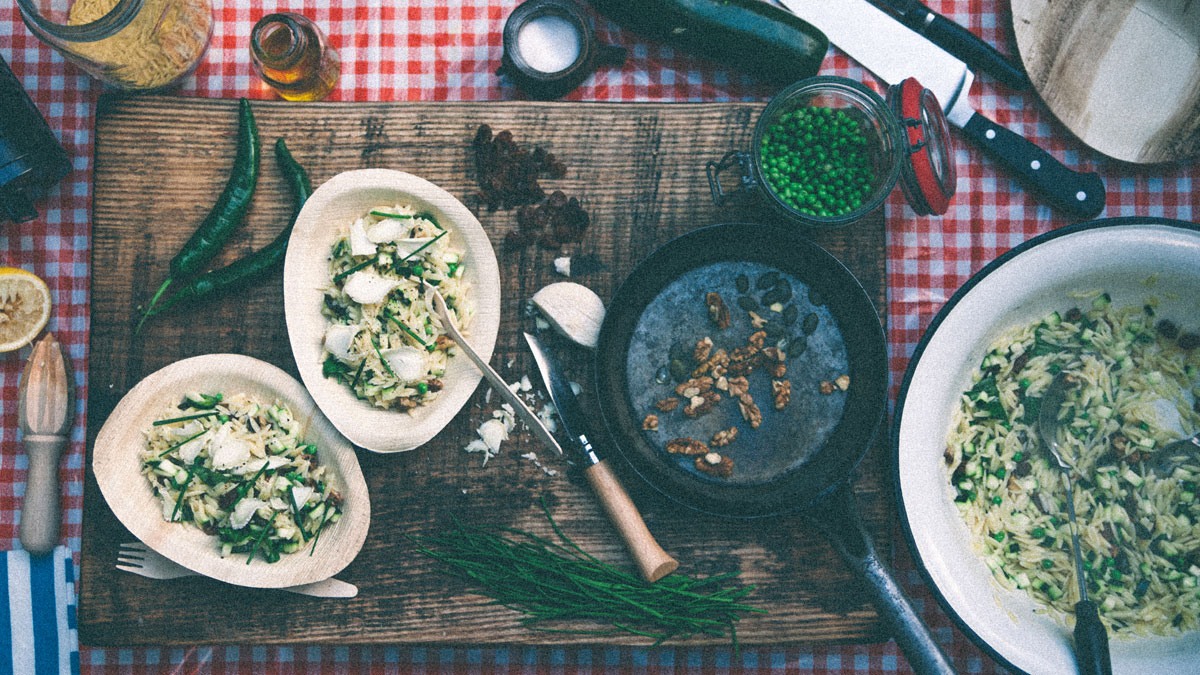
[{"x1": 250, "y1": 13, "x2": 340, "y2": 102}]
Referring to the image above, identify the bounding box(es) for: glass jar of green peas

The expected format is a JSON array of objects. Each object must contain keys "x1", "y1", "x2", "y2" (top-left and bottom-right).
[{"x1": 707, "y1": 76, "x2": 955, "y2": 228}]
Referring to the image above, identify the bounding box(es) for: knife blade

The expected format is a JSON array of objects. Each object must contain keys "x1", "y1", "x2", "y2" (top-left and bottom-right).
[
  {"x1": 777, "y1": 0, "x2": 1106, "y2": 221},
  {"x1": 524, "y1": 332, "x2": 678, "y2": 583},
  {"x1": 869, "y1": 0, "x2": 1028, "y2": 91}
]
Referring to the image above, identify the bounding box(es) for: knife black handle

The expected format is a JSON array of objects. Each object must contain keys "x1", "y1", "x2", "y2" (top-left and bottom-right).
[
  {"x1": 1074, "y1": 599, "x2": 1113, "y2": 675},
  {"x1": 906, "y1": 6, "x2": 1029, "y2": 91},
  {"x1": 959, "y1": 112, "x2": 1106, "y2": 220}
]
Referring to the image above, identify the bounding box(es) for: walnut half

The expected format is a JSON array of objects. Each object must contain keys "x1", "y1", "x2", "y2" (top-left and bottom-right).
[
  {"x1": 737, "y1": 392, "x2": 762, "y2": 429},
  {"x1": 642, "y1": 414, "x2": 659, "y2": 430},
  {"x1": 674, "y1": 376, "x2": 713, "y2": 398},
  {"x1": 772, "y1": 379, "x2": 791, "y2": 410},
  {"x1": 666, "y1": 437, "x2": 708, "y2": 455},
  {"x1": 705, "y1": 292, "x2": 731, "y2": 330},
  {"x1": 711, "y1": 427, "x2": 738, "y2": 447},
  {"x1": 695, "y1": 452, "x2": 734, "y2": 478},
  {"x1": 682, "y1": 390, "x2": 721, "y2": 418}
]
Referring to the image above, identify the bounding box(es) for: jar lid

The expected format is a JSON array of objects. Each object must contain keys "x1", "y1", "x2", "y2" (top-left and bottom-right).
[{"x1": 887, "y1": 77, "x2": 956, "y2": 216}]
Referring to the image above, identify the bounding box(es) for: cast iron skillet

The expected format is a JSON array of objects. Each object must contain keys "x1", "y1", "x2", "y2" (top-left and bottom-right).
[{"x1": 595, "y1": 222, "x2": 954, "y2": 675}]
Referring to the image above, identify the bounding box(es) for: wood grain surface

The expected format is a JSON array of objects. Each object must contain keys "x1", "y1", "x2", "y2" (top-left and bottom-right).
[
  {"x1": 1011, "y1": 0, "x2": 1200, "y2": 164},
  {"x1": 81, "y1": 95, "x2": 892, "y2": 647}
]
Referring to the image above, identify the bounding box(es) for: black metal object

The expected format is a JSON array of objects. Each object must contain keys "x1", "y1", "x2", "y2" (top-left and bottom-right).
[
  {"x1": 594, "y1": 222, "x2": 955, "y2": 674},
  {"x1": 0, "y1": 53, "x2": 71, "y2": 224}
]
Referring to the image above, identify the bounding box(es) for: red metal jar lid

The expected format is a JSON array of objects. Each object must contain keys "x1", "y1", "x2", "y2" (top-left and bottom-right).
[{"x1": 887, "y1": 77, "x2": 956, "y2": 216}]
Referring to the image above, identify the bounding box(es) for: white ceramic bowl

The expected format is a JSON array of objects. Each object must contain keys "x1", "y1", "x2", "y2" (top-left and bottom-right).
[
  {"x1": 895, "y1": 218, "x2": 1200, "y2": 675},
  {"x1": 93, "y1": 354, "x2": 370, "y2": 588},
  {"x1": 283, "y1": 169, "x2": 501, "y2": 453}
]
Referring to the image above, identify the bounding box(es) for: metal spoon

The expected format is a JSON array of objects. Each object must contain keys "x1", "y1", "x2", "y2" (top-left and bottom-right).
[
  {"x1": 1038, "y1": 371, "x2": 1112, "y2": 675},
  {"x1": 1151, "y1": 430, "x2": 1200, "y2": 475},
  {"x1": 423, "y1": 284, "x2": 560, "y2": 452}
]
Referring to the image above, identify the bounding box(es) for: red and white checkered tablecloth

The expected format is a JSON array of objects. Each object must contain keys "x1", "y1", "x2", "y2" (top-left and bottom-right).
[{"x1": 1, "y1": 1, "x2": 1195, "y2": 672}]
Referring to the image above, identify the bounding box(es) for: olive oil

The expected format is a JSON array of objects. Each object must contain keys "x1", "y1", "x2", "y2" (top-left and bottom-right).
[{"x1": 250, "y1": 13, "x2": 340, "y2": 102}]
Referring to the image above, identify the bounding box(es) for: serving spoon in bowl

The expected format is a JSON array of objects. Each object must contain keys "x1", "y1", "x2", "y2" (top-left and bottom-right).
[{"x1": 1038, "y1": 371, "x2": 1113, "y2": 675}]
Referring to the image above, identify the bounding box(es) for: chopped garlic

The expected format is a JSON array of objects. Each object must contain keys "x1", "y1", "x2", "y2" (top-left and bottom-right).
[{"x1": 553, "y1": 256, "x2": 571, "y2": 276}]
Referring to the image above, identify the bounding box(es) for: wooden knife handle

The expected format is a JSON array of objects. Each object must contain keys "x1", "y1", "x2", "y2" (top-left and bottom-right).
[
  {"x1": 20, "y1": 435, "x2": 65, "y2": 555},
  {"x1": 584, "y1": 459, "x2": 678, "y2": 583}
]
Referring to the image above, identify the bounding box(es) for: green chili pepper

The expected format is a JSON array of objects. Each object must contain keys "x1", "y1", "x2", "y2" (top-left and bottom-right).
[
  {"x1": 142, "y1": 98, "x2": 261, "y2": 321},
  {"x1": 137, "y1": 138, "x2": 312, "y2": 329}
]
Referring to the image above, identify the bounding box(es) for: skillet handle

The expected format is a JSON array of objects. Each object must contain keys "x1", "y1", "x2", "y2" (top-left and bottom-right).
[
  {"x1": 809, "y1": 484, "x2": 957, "y2": 675},
  {"x1": 584, "y1": 459, "x2": 679, "y2": 583}
]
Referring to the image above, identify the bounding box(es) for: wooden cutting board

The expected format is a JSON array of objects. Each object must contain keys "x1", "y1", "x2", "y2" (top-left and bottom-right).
[
  {"x1": 80, "y1": 95, "x2": 892, "y2": 647},
  {"x1": 1010, "y1": 0, "x2": 1200, "y2": 164}
]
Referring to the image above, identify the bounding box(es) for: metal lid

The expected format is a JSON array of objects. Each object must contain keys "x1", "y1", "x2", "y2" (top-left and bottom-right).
[{"x1": 887, "y1": 77, "x2": 956, "y2": 216}]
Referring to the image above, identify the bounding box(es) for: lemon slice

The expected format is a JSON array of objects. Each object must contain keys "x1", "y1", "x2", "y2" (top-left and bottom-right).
[{"x1": 0, "y1": 266, "x2": 52, "y2": 353}]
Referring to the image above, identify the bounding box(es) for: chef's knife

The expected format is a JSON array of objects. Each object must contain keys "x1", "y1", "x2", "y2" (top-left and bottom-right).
[
  {"x1": 870, "y1": 0, "x2": 1028, "y2": 91},
  {"x1": 778, "y1": 0, "x2": 1105, "y2": 220},
  {"x1": 524, "y1": 331, "x2": 678, "y2": 583}
]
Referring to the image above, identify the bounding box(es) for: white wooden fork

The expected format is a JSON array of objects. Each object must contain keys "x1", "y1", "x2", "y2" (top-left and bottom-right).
[{"x1": 116, "y1": 542, "x2": 358, "y2": 598}]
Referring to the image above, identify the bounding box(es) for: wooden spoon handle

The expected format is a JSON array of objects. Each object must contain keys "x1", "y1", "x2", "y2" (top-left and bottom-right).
[
  {"x1": 19, "y1": 435, "x2": 65, "y2": 555},
  {"x1": 584, "y1": 459, "x2": 678, "y2": 583}
]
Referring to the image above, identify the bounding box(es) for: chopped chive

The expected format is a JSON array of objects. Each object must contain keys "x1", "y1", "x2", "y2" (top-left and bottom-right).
[
  {"x1": 246, "y1": 515, "x2": 275, "y2": 564},
  {"x1": 417, "y1": 211, "x2": 443, "y2": 230},
  {"x1": 382, "y1": 309, "x2": 431, "y2": 349},
  {"x1": 287, "y1": 487, "x2": 310, "y2": 542},
  {"x1": 158, "y1": 428, "x2": 207, "y2": 457},
  {"x1": 170, "y1": 468, "x2": 196, "y2": 522},
  {"x1": 333, "y1": 256, "x2": 378, "y2": 282},
  {"x1": 153, "y1": 411, "x2": 219, "y2": 426},
  {"x1": 229, "y1": 460, "x2": 272, "y2": 512},
  {"x1": 371, "y1": 337, "x2": 397, "y2": 377},
  {"x1": 399, "y1": 230, "x2": 447, "y2": 263},
  {"x1": 370, "y1": 210, "x2": 414, "y2": 219},
  {"x1": 350, "y1": 359, "x2": 366, "y2": 388},
  {"x1": 309, "y1": 505, "x2": 332, "y2": 556}
]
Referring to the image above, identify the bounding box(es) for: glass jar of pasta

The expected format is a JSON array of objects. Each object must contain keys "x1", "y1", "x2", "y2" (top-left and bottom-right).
[{"x1": 17, "y1": 0, "x2": 212, "y2": 91}]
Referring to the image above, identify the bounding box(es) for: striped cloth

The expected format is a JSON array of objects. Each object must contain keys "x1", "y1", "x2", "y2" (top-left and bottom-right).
[{"x1": 0, "y1": 547, "x2": 79, "y2": 675}]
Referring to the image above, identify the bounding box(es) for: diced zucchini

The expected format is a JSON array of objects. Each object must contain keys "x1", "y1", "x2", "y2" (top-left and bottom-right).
[
  {"x1": 1092, "y1": 293, "x2": 1111, "y2": 309},
  {"x1": 986, "y1": 475, "x2": 1002, "y2": 491},
  {"x1": 1043, "y1": 311, "x2": 1062, "y2": 327},
  {"x1": 1122, "y1": 469, "x2": 1144, "y2": 487},
  {"x1": 1045, "y1": 584, "x2": 1064, "y2": 601},
  {"x1": 1102, "y1": 595, "x2": 1117, "y2": 612}
]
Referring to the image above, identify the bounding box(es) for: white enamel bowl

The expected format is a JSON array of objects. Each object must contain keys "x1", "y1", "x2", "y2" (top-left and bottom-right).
[
  {"x1": 93, "y1": 354, "x2": 370, "y2": 588},
  {"x1": 283, "y1": 169, "x2": 501, "y2": 453},
  {"x1": 894, "y1": 218, "x2": 1200, "y2": 674}
]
